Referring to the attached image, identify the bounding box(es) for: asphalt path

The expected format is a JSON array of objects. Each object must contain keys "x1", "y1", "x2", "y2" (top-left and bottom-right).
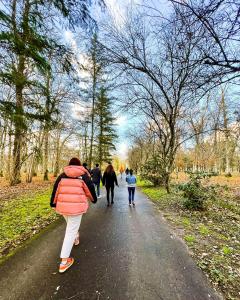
[{"x1": 0, "y1": 178, "x2": 222, "y2": 300}]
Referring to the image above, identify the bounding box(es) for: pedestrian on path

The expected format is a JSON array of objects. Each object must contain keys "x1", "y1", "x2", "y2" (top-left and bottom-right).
[
  {"x1": 126, "y1": 169, "x2": 137, "y2": 206},
  {"x1": 50, "y1": 157, "x2": 97, "y2": 273},
  {"x1": 119, "y1": 165, "x2": 124, "y2": 179},
  {"x1": 91, "y1": 163, "x2": 102, "y2": 198},
  {"x1": 125, "y1": 167, "x2": 129, "y2": 176},
  {"x1": 102, "y1": 164, "x2": 118, "y2": 206},
  {"x1": 83, "y1": 162, "x2": 91, "y2": 174}
]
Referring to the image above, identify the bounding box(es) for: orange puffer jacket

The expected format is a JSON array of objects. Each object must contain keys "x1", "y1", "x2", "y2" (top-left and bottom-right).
[{"x1": 54, "y1": 166, "x2": 93, "y2": 216}]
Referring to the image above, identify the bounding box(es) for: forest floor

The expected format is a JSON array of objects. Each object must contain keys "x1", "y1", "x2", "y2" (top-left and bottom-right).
[
  {"x1": 0, "y1": 175, "x2": 58, "y2": 261},
  {"x1": 138, "y1": 179, "x2": 240, "y2": 300}
]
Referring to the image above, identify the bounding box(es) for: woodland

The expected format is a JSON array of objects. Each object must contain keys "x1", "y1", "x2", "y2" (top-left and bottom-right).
[{"x1": 0, "y1": 1, "x2": 239, "y2": 299}]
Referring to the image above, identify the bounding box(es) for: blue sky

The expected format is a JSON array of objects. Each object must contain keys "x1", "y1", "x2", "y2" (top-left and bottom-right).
[{"x1": 65, "y1": 0, "x2": 171, "y2": 160}]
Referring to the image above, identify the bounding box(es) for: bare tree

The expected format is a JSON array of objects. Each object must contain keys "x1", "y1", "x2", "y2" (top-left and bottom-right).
[
  {"x1": 101, "y1": 8, "x2": 205, "y2": 191},
  {"x1": 170, "y1": 0, "x2": 240, "y2": 84}
]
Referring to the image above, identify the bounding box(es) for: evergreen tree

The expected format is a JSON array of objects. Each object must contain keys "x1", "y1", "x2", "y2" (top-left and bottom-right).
[
  {"x1": 0, "y1": 0, "x2": 104, "y2": 184},
  {"x1": 95, "y1": 87, "x2": 117, "y2": 167},
  {"x1": 79, "y1": 33, "x2": 105, "y2": 168}
]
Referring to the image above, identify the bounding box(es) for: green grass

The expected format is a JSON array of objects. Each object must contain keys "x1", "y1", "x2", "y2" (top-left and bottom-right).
[
  {"x1": 137, "y1": 178, "x2": 154, "y2": 187},
  {"x1": 184, "y1": 234, "x2": 196, "y2": 245},
  {"x1": 182, "y1": 217, "x2": 191, "y2": 227},
  {"x1": 198, "y1": 224, "x2": 210, "y2": 235},
  {"x1": 138, "y1": 180, "x2": 240, "y2": 300},
  {"x1": 221, "y1": 246, "x2": 232, "y2": 255},
  {"x1": 0, "y1": 189, "x2": 58, "y2": 259}
]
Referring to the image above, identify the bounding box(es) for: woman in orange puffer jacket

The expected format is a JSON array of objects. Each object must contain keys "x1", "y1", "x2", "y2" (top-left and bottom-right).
[{"x1": 50, "y1": 157, "x2": 97, "y2": 273}]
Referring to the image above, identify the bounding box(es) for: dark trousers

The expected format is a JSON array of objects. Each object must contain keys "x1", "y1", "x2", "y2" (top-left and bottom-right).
[
  {"x1": 94, "y1": 183, "x2": 100, "y2": 197},
  {"x1": 128, "y1": 187, "x2": 135, "y2": 203},
  {"x1": 106, "y1": 185, "x2": 114, "y2": 203}
]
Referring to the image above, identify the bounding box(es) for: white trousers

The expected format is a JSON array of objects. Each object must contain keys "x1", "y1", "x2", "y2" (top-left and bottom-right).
[{"x1": 60, "y1": 215, "x2": 82, "y2": 258}]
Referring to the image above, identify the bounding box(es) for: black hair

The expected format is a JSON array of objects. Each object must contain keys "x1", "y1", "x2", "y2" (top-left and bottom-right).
[
  {"x1": 130, "y1": 169, "x2": 133, "y2": 175},
  {"x1": 96, "y1": 163, "x2": 99, "y2": 167}
]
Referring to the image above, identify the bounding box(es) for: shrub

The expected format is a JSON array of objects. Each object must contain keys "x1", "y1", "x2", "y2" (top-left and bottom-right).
[
  {"x1": 140, "y1": 156, "x2": 168, "y2": 186},
  {"x1": 178, "y1": 173, "x2": 215, "y2": 210}
]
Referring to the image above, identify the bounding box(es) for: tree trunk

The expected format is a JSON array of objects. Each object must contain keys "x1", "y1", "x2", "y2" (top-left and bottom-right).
[
  {"x1": 11, "y1": 84, "x2": 24, "y2": 185},
  {"x1": 43, "y1": 130, "x2": 49, "y2": 180},
  {"x1": 6, "y1": 126, "x2": 13, "y2": 180},
  {"x1": 10, "y1": 0, "x2": 30, "y2": 185},
  {"x1": 0, "y1": 124, "x2": 7, "y2": 177},
  {"x1": 53, "y1": 131, "x2": 60, "y2": 177}
]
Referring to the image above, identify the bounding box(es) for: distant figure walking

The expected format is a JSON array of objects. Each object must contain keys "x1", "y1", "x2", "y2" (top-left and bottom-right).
[
  {"x1": 91, "y1": 163, "x2": 102, "y2": 198},
  {"x1": 119, "y1": 166, "x2": 124, "y2": 179},
  {"x1": 102, "y1": 164, "x2": 118, "y2": 206},
  {"x1": 126, "y1": 169, "x2": 137, "y2": 206},
  {"x1": 50, "y1": 158, "x2": 97, "y2": 273},
  {"x1": 83, "y1": 162, "x2": 91, "y2": 174},
  {"x1": 125, "y1": 168, "x2": 129, "y2": 176}
]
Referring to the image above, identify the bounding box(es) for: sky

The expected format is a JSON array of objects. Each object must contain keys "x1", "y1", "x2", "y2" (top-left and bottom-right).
[
  {"x1": 65, "y1": 0, "x2": 170, "y2": 161},
  {"x1": 95, "y1": 0, "x2": 170, "y2": 160}
]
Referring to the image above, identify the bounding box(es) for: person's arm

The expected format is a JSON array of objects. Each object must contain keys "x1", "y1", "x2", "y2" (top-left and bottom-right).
[
  {"x1": 114, "y1": 172, "x2": 118, "y2": 186},
  {"x1": 50, "y1": 173, "x2": 66, "y2": 207},
  {"x1": 102, "y1": 172, "x2": 106, "y2": 186},
  {"x1": 82, "y1": 173, "x2": 97, "y2": 203}
]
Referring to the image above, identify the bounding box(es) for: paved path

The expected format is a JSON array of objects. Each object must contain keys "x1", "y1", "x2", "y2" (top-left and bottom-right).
[{"x1": 0, "y1": 179, "x2": 221, "y2": 300}]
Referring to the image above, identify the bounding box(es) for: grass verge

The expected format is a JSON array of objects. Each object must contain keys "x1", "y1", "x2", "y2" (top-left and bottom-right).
[
  {"x1": 138, "y1": 179, "x2": 240, "y2": 300},
  {"x1": 0, "y1": 188, "x2": 58, "y2": 262}
]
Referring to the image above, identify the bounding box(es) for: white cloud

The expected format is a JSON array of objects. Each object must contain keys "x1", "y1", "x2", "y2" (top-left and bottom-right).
[
  {"x1": 101, "y1": 0, "x2": 143, "y2": 28},
  {"x1": 115, "y1": 115, "x2": 126, "y2": 126},
  {"x1": 117, "y1": 142, "x2": 128, "y2": 159}
]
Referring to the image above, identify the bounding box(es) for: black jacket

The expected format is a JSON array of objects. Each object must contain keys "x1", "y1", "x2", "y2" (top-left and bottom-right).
[
  {"x1": 50, "y1": 172, "x2": 97, "y2": 207},
  {"x1": 102, "y1": 171, "x2": 118, "y2": 187},
  {"x1": 91, "y1": 167, "x2": 102, "y2": 184}
]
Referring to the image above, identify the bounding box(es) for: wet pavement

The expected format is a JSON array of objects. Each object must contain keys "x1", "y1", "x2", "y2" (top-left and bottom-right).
[{"x1": 0, "y1": 178, "x2": 222, "y2": 300}]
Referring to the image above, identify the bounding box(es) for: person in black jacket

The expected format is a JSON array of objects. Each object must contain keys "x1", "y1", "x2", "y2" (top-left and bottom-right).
[
  {"x1": 91, "y1": 163, "x2": 102, "y2": 198},
  {"x1": 102, "y1": 164, "x2": 118, "y2": 206},
  {"x1": 82, "y1": 162, "x2": 91, "y2": 174}
]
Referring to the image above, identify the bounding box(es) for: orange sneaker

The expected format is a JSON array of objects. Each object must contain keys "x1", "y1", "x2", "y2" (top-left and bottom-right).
[{"x1": 59, "y1": 258, "x2": 74, "y2": 273}]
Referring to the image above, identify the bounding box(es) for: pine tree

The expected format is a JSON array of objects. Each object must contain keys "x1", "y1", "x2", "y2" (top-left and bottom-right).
[
  {"x1": 95, "y1": 87, "x2": 117, "y2": 167},
  {"x1": 0, "y1": 0, "x2": 104, "y2": 184},
  {"x1": 80, "y1": 33, "x2": 105, "y2": 168}
]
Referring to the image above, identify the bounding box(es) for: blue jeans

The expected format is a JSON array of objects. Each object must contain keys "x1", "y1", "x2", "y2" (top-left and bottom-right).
[
  {"x1": 128, "y1": 187, "x2": 135, "y2": 203},
  {"x1": 94, "y1": 183, "x2": 100, "y2": 197}
]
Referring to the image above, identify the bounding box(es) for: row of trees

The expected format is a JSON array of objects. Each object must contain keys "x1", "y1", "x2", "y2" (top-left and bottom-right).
[
  {"x1": 0, "y1": 0, "x2": 117, "y2": 185},
  {"x1": 99, "y1": 0, "x2": 240, "y2": 191}
]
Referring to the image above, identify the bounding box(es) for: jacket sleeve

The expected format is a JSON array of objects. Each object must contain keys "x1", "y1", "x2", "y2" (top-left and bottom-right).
[
  {"x1": 50, "y1": 173, "x2": 66, "y2": 207},
  {"x1": 82, "y1": 173, "x2": 97, "y2": 203}
]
